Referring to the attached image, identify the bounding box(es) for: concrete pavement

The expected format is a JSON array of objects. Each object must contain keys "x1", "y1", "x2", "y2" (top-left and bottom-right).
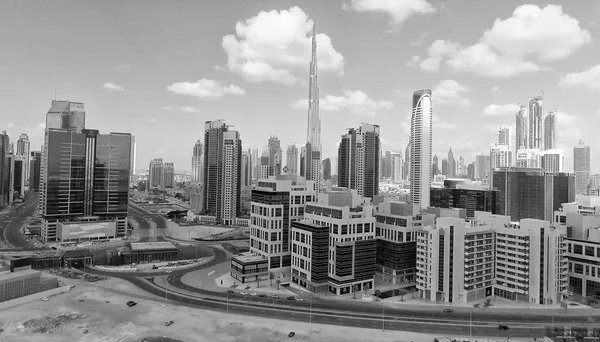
[{"x1": 0, "y1": 194, "x2": 38, "y2": 249}]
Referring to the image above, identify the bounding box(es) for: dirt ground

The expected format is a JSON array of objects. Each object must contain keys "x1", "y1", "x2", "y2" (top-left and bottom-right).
[{"x1": 0, "y1": 276, "x2": 435, "y2": 342}]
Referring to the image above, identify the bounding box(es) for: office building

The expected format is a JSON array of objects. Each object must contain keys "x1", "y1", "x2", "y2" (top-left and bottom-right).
[
  {"x1": 391, "y1": 152, "x2": 402, "y2": 182},
  {"x1": 432, "y1": 154, "x2": 439, "y2": 177},
  {"x1": 0, "y1": 131, "x2": 10, "y2": 207},
  {"x1": 516, "y1": 106, "x2": 527, "y2": 149},
  {"x1": 498, "y1": 127, "x2": 511, "y2": 149},
  {"x1": 300, "y1": 143, "x2": 321, "y2": 193},
  {"x1": 148, "y1": 158, "x2": 164, "y2": 190},
  {"x1": 375, "y1": 202, "x2": 434, "y2": 285},
  {"x1": 11, "y1": 154, "x2": 26, "y2": 199},
  {"x1": 574, "y1": 140, "x2": 591, "y2": 195},
  {"x1": 40, "y1": 101, "x2": 132, "y2": 242},
  {"x1": 528, "y1": 96, "x2": 543, "y2": 150},
  {"x1": 410, "y1": 89, "x2": 433, "y2": 210},
  {"x1": 492, "y1": 167, "x2": 575, "y2": 222},
  {"x1": 130, "y1": 135, "x2": 136, "y2": 175},
  {"x1": 337, "y1": 123, "x2": 380, "y2": 198},
  {"x1": 268, "y1": 136, "x2": 283, "y2": 176},
  {"x1": 286, "y1": 144, "x2": 298, "y2": 176},
  {"x1": 251, "y1": 148, "x2": 259, "y2": 181},
  {"x1": 291, "y1": 188, "x2": 376, "y2": 295},
  {"x1": 322, "y1": 158, "x2": 331, "y2": 180},
  {"x1": 430, "y1": 180, "x2": 500, "y2": 218},
  {"x1": 541, "y1": 149, "x2": 565, "y2": 173},
  {"x1": 467, "y1": 163, "x2": 475, "y2": 180},
  {"x1": 29, "y1": 151, "x2": 41, "y2": 191},
  {"x1": 15, "y1": 133, "x2": 30, "y2": 185},
  {"x1": 191, "y1": 140, "x2": 203, "y2": 183},
  {"x1": 544, "y1": 110, "x2": 557, "y2": 150},
  {"x1": 441, "y1": 159, "x2": 448, "y2": 177},
  {"x1": 447, "y1": 148, "x2": 456, "y2": 178},
  {"x1": 241, "y1": 150, "x2": 252, "y2": 187},
  {"x1": 475, "y1": 154, "x2": 490, "y2": 182},
  {"x1": 417, "y1": 217, "x2": 495, "y2": 303},
  {"x1": 403, "y1": 141, "x2": 411, "y2": 181},
  {"x1": 189, "y1": 183, "x2": 203, "y2": 212},
  {"x1": 490, "y1": 143, "x2": 512, "y2": 169},
  {"x1": 248, "y1": 175, "x2": 315, "y2": 276},
  {"x1": 516, "y1": 149, "x2": 541, "y2": 168},
  {"x1": 45, "y1": 100, "x2": 85, "y2": 133},
  {"x1": 203, "y1": 120, "x2": 242, "y2": 225},
  {"x1": 163, "y1": 162, "x2": 174, "y2": 188}
]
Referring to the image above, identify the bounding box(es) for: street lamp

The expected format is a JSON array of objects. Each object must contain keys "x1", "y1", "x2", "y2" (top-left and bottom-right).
[
  {"x1": 469, "y1": 311, "x2": 472, "y2": 337},
  {"x1": 382, "y1": 302, "x2": 385, "y2": 331},
  {"x1": 226, "y1": 291, "x2": 229, "y2": 314}
]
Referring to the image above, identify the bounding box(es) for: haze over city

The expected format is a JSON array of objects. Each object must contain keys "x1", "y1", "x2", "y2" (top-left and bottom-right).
[{"x1": 1, "y1": 0, "x2": 599, "y2": 173}]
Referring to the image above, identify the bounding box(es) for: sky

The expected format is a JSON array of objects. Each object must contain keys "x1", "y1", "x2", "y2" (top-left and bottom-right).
[{"x1": 1, "y1": 0, "x2": 599, "y2": 173}]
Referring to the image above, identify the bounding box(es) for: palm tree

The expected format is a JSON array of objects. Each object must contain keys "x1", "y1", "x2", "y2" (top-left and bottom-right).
[{"x1": 374, "y1": 289, "x2": 381, "y2": 301}]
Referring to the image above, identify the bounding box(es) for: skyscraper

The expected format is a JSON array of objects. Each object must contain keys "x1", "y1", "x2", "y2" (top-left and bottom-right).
[
  {"x1": 202, "y1": 120, "x2": 242, "y2": 225},
  {"x1": 337, "y1": 123, "x2": 380, "y2": 198},
  {"x1": 498, "y1": 127, "x2": 511, "y2": 149},
  {"x1": 516, "y1": 106, "x2": 527, "y2": 149},
  {"x1": 322, "y1": 158, "x2": 331, "y2": 180},
  {"x1": 39, "y1": 101, "x2": 131, "y2": 242},
  {"x1": 528, "y1": 96, "x2": 543, "y2": 150},
  {"x1": 192, "y1": 140, "x2": 203, "y2": 183},
  {"x1": 130, "y1": 135, "x2": 136, "y2": 175},
  {"x1": 410, "y1": 89, "x2": 433, "y2": 210},
  {"x1": 285, "y1": 144, "x2": 298, "y2": 176},
  {"x1": 29, "y1": 151, "x2": 41, "y2": 191},
  {"x1": 541, "y1": 149, "x2": 565, "y2": 173},
  {"x1": 268, "y1": 136, "x2": 283, "y2": 176},
  {"x1": 241, "y1": 150, "x2": 252, "y2": 187},
  {"x1": 432, "y1": 154, "x2": 439, "y2": 177},
  {"x1": 163, "y1": 162, "x2": 174, "y2": 188},
  {"x1": 441, "y1": 159, "x2": 448, "y2": 177},
  {"x1": 490, "y1": 143, "x2": 512, "y2": 169},
  {"x1": 475, "y1": 154, "x2": 491, "y2": 182},
  {"x1": 0, "y1": 131, "x2": 10, "y2": 207},
  {"x1": 403, "y1": 140, "x2": 411, "y2": 181},
  {"x1": 447, "y1": 148, "x2": 456, "y2": 178},
  {"x1": 544, "y1": 109, "x2": 556, "y2": 150},
  {"x1": 573, "y1": 140, "x2": 591, "y2": 195},
  {"x1": 16, "y1": 133, "x2": 30, "y2": 184},
  {"x1": 148, "y1": 158, "x2": 164, "y2": 190},
  {"x1": 306, "y1": 23, "x2": 321, "y2": 152}
]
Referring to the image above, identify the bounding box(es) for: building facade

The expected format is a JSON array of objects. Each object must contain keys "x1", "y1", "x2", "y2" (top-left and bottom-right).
[
  {"x1": 337, "y1": 123, "x2": 380, "y2": 198},
  {"x1": 574, "y1": 140, "x2": 591, "y2": 195},
  {"x1": 191, "y1": 140, "x2": 203, "y2": 183},
  {"x1": 163, "y1": 162, "x2": 174, "y2": 188},
  {"x1": 528, "y1": 96, "x2": 543, "y2": 150},
  {"x1": 430, "y1": 184, "x2": 500, "y2": 218},
  {"x1": 410, "y1": 89, "x2": 433, "y2": 210},
  {"x1": 286, "y1": 144, "x2": 298, "y2": 176},
  {"x1": 148, "y1": 158, "x2": 164, "y2": 190},
  {"x1": 541, "y1": 149, "x2": 565, "y2": 173},
  {"x1": 544, "y1": 110, "x2": 557, "y2": 150},
  {"x1": 516, "y1": 105, "x2": 527, "y2": 150}
]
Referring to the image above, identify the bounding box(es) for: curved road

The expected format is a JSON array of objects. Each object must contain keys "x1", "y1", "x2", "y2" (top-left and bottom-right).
[
  {"x1": 0, "y1": 195, "x2": 38, "y2": 249},
  {"x1": 83, "y1": 246, "x2": 600, "y2": 338}
]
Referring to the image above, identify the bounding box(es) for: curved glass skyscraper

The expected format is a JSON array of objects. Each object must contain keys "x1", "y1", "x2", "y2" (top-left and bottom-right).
[{"x1": 410, "y1": 89, "x2": 433, "y2": 210}]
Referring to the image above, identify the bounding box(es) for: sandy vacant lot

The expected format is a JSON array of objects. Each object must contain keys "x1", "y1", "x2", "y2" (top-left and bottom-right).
[{"x1": 0, "y1": 277, "x2": 435, "y2": 342}]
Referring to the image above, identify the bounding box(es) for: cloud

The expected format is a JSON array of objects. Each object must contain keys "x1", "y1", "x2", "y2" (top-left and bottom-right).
[
  {"x1": 222, "y1": 6, "x2": 344, "y2": 86},
  {"x1": 414, "y1": 5, "x2": 591, "y2": 77},
  {"x1": 118, "y1": 64, "x2": 132, "y2": 72},
  {"x1": 103, "y1": 82, "x2": 125, "y2": 91},
  {"x1": 492, "y1": 85, "x2": 501, "y2": 92},
  {"x1": 433, "y1": 115, "x2": 457, "y2": 130},
  {"x1": 433, "y1": 80, "x2": 471, "y2": 106},
  {"x1": 560, "y1": 64, "x2": 600, "y2": 90},
  {"x1": 556, "y1": 110, "x2": 581, "y2": 139},
  {"x1": 161, "y1": 106, "x2": 200, "y2": 113},
  {"x1": 6, "y1": 123, "x2": 14, "y2": 129},
  {"x1": 483, "y1": 104, "x2": 520, "y2": 116},
  {"x1": 292, "y1": 90, "x2": 393, "y2": 115},
  {"x1": 167, "y1": 79, "x2": 246, "y2": 98},
  {"x1": 149, "y1": 118, "x2": 159, "y2": 123},
  {"x1": 409, "y1": 32, "x2": 429, "y2": 46},
  {"x1": 343, "y1": 0, "x2": 435, "y2": 26}
]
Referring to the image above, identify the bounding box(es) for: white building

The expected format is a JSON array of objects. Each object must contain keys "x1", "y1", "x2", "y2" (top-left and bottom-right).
[
  {"x1": 490, "y1": 143, "x2": 512, "y2": 169},
  {"x1": 541, "y1": 149, "x2": 565, "y2": 173},
  {"x1": 248, "y1": 175, "x2": 316, "y2": 278},
  {"x1": 516, "y1": 149, "x2": 541, "y2": 168},
  {"x1": 410, "y1": 89, "x2": 433, "y2": 210}
]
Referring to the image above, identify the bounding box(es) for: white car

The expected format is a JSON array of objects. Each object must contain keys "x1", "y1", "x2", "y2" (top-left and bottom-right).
[
  {"x1": 41, "y1": 297, "x2": 48, "y2": 302},
  {"x1": 250, "y1": 292, "x2": 258, "y2": 296},
  {"x1": 240, "y1": 291, "x2": 249, "y2": 295},
  {"x1": 69, "y1": 284, "x2": 75, "y2": 289}
]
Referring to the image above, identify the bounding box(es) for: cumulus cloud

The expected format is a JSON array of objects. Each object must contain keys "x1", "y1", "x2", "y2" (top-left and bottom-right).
[
  {"x1": 413, "y1": 5, "x2": 591, "y2": 77},
  {"x1": 103, "y1": 82, "x2": 125, "y2": 91},
  {"x1": 433, "y1": 115, "x2": 457, "y2": 130},
  {"x1": 166, "y1": 79, "x2": 246, "y2": 98},
  {"x1": 222, "y1": 6, "x2": 344, "y2": 86},
  {"x1": 483, "y1": 104, "x2": 521, "y2": 116},
  {"x1": 556, "y1": 110, "x2": 581, "y2": 139},
  {"x1": 291, "y1": 90, "x2": 393, "y2": 115},
  {"x1": 343, "y1": 0, "x2": 435, "y2": 26},
  {"x1": 433, "y1": 80, "x2": 471, "y2": 107},
  {"x1": 161, "y1": 106, "x2": 200, "y2": 113},
  {"x1": 560, "y1": 65, "x2": 600, "y2": 90}
]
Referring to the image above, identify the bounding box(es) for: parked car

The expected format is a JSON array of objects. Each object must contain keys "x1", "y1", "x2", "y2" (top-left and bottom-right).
[
  {"x1": 258, "y1": 294, "x2": 267, "y2": 298},
  {"x1": 498, "y1": 325, "x2": 509, "y2": 330},
  {"x1": 270, "y1": 295, "x2": 280, "y2": 299},
  {"x1": 127, "y1": 301, "x2": 137, "y2": 307},
  {"x1": 69, "y1": 284, "x2": 75, "y2": 289},
  {"x1": 165, "y1": 320, "x2": 174, "y2": 327},
  {"x1": 41, "y1": 297, "x2": 48, "y2": 302},
  {"x1": 296, "y1": 298, "x2": 304, "y2": 302},
  {"x1": 250, "y1": 292, "x2": 258, "y2": 296},
  {"x1": 287, "y1": 296, "x2": 296, "y2": 301},
  {"x1": 240, "y1": 291, "x2": 248, "y2": 295},
  {"x1": 443, "y1": 309, "x2": 453, "y2": 313},
  {"x1": 226, "y1": 290, "x2": 235, "y2": 295}
]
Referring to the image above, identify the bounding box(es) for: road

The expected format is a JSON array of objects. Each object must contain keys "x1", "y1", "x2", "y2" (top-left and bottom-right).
[
  {"x1": 0, "y1": 195, "x2": 38, "y2": 249},
  {"x1": 82, "y1": 246, "x2": 600, "y2": 338},
  {"x1": 128, "y1": 204, "x2": 167, "y2": 242}
]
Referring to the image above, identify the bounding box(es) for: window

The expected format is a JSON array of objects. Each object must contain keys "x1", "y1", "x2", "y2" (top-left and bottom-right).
[
  {"x1": 585, "y1": 246, "x2": 595, "y2": 257},
  {"x1": 573, "y1": 244, "x2": 583, "y2": 255}
]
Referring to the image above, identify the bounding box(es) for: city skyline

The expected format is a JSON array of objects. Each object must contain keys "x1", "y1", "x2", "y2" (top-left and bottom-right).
[{"x1": 1, "y1": 1, "x2": 599, "y2": 173}]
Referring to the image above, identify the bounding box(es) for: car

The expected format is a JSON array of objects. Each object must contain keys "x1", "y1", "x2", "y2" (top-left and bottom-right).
[
  {"x1": 258, "y1": 294, "x2": 267, "y2": 298},
  {"x1": 250, "y1": 292, "x2": 258, "y2": 296},
  {"x1": 165, "y1": 320, "x2": 174, "y2": 327},
  {"x1": 498, "y1": 325, "x2": 509, "y2": 330},
  {"x1": 270, "y1": 295, "x2": 280, "y2": 299},
  {"x1": 105, "y1": 300, "x2": 111, "y2": 303},
  {"x1": 443, "y1": 309, "x2": 453, "y2": 314},
  {"x1": 296, "y1": 298, "x2": 304, "y2": 302},
  {"x1": 287, "y1": 296, "x2": 296, "y2": 301},
  {"x1": 127, "y1": 301, "x2": 137, "y2": 307},
  {"x1": 226, "y1": 290, "x2": 235, "y2": 295},
  {"x1": 69, "y1": 284, "x2": 75, "y2": 289},
  {"x1": 41, "y1": 297, "x2": 48, "y2": 302},
  {"x1": 240, "y1": 291, "x2": 248, "y2": 295}
]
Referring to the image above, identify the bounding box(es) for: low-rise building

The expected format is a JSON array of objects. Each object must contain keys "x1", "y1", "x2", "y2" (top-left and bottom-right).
[
  {"x1": 230, "y1": 252, "x2": 269, "y2": 284},
  {"x1": 0, "y1": 257, "x2": 58, "y2": 303},
  {"x1": 289, "y1": 220, "x2": 329, "y2": 292}
]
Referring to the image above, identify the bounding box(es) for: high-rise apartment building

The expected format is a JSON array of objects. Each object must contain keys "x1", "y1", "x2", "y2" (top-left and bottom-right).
[
  {"x1": 241, "y1": 150, "x2": 252, "y2": 187},
  {"x1": 432, "y1": 154, "x2": 439, "y2": 177},
  {"x1": 29, "y1": 151, "x2": 41, "y2": 191},
  {"x1": 202, "y1": 120, "x2": 242, "y2": 225},
  {"x1": 375, "y1": 202, "x2": 434, "y2": 285},
  {"x1": 403, "y1": 141, "x2": 411, "y2": 181},
  {"x1": 544, "y1": 110, "x2": 557, "y2": 150},
  {"x1": 148, "y1": 159, "x2": 164, "y2": 190},
  {"x1": 447, "y1": 148, "x2": 456, "y2": 178},
  {"x1": 391, "y1": 152, "x2": 402, "y2": 182},
  {"x1": 574, "y1": 140, "x2": 591, "y2": 195},
  {"x1": 300, "y1": 143, "x2": 321, "y2": 193},
  {"x1": 0, "y1": 131, "x2": 10, "y2": 208},
  {"x1": 191, "y1": 140, "x2": 203, "y2": 183},
  {"x1": 16, "y1": 134, "x2": 30, "y2": 185},
  {"x1": 492, "y1": 167, "x2": 575, "y2": 222},
  {"x1": 39, "y1": 101, "x2": 131, "y2": 242},
  {"x1": 337, "y1": 123, "x2": 380, "y2": 198},
  {"x1": 268, "y1": 136, "x2": 283, "y2": 176},
  {"x1": 490, "y1": 143, "x2": 512, "y2": 170},
  {"x1": 516, "y1": 149, "x2": 541, "y2": 168},
  {"x1": 286, "y1": 144, "x2": 298, "y2": 176},
  {"x1": 516, "y1": 105, "x2": 527, "y2": 149},
  {"x1": 322, "y1": 158, "x2": 331, "y2": 180},
  {"x1": 163, "y1": 162, "x2": 174, "y2": 188},
  {"x1": 528, "y1": 96, "x2": 543, "y2": 150},
  {"x1": 410, "y1": 89, "x2": 433, "y2": 210},
  {"x1": 475, "y1": 154, "x2": 490, "y2": 182},
  {"x1": 541, "y1": 149, "x2": 565, "y2": 173},
  {"x1": 291, "y1": 188, "x2": 376, "y2": 295},
  {"x1": 498, "y1": 127, "x2": 511, "y2": 149},
  {"x1": 248, "y1": 175, "x2": 315, "y2": 275}
]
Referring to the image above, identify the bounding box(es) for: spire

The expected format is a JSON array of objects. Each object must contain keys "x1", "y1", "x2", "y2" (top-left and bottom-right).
[{"x1": 311, "y1": 21, "x2": 317, "y2": 61}]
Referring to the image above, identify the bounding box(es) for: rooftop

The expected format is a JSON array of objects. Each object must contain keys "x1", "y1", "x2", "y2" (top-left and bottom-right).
[
  {"x1": 130, "y1": 241, "x2": 177, "y2": 251},
  {"x1": 0, "y1": 268, "x2": 40, "y2": 281},
  {"x1": 232, "y1": 252, "x2": 266, "y2": 264}
]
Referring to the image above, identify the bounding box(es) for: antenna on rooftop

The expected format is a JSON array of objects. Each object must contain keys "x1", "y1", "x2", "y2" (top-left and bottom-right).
[{"x1": 54, "y1": 88, "x2": 57, "y2": 101}]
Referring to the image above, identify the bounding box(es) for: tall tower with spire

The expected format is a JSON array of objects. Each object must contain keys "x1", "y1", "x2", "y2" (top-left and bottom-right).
[{"x1": 301, "y1": 22, "x2": 322, "y2": 193}]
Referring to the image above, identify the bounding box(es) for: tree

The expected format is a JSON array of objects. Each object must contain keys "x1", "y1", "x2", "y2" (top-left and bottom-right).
[
  {"x1": 137, "y1": 181, "x2": 146, "y2": 192},
  {"x1": 276, "y1": 279, "x2": 281, "y2": 290},
  {"x1": 374, "y1": 289, "x2": 381, "y2": 301},
  {"x1": 269, "y1": 272, "x2": 275, "y2": 286}
]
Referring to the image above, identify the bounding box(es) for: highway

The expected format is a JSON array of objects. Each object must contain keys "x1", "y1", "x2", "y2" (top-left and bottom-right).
[
  {"x1": 128, "y1": 204, "x2": 167, "y2": 242},
  {"x1": 0, "y1": 194, "x2": 38, "y2": 249},
  {"x1": 82, "y1": 246, "x2": 600, "y2": 338}
]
